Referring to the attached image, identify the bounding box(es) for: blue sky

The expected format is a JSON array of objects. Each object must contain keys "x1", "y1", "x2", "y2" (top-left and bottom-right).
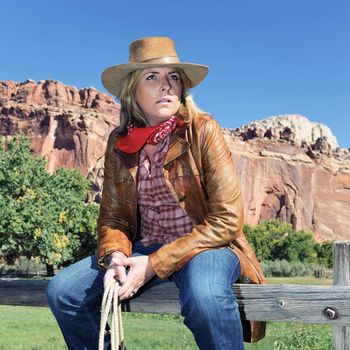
[{"x1": 1, "y1": 0, "x2": 349, "y2": 147}]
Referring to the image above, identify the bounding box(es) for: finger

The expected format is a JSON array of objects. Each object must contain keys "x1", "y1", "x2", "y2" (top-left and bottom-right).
[
  {"x1": 110, "y1": 255, "x2": 126, "y2": 266},
  {"x1": 118, "y1": 272, "x2": 141, "y2": 300},
  {"x1": 103, "y1": 268, "x2": 116, "y2": 289},
  {"x1": 110, "y1": 251, "x2": 127, "y2": 261},
  {"x1": 117, "y1": 257, "x2": 134, "y2": 267},
  {"x1": 119, "y1": 287, "x2": 138, "y2": 300},
  {"x1": 104, "y1": 265, "x2": 126, "y2": 289},
  {"x1": 115, "y1": 265, "x2": 127, "y2": 284}
]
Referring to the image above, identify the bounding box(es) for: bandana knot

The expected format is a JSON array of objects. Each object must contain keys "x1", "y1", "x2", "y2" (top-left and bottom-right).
[{"x1": 115, "y1": 115, "x2": 183, "y2": 154}]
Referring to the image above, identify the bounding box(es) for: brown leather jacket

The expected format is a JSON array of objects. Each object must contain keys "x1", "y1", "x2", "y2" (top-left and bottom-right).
[{"x1": 97, "y1": 113, "x2": 266, "y2": 342}]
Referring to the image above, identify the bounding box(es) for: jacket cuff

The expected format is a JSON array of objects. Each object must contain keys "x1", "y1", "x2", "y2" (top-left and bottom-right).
[
  {"x1": 149, "y1": 251, "x2": 175, "y2": 279},
  {"x1": 97, "y1": 226, "x2": 132, "y2": 270}
]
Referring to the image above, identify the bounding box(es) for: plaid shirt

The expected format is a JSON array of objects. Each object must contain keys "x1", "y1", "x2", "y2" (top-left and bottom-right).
[{"x1": 138, "y1": 137, "x2": 194, "y2": 246}]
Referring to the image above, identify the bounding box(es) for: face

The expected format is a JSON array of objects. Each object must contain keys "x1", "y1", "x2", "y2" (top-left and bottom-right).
[{"x1": 135, "y1": 67, "x2": 182, "y2": 126}]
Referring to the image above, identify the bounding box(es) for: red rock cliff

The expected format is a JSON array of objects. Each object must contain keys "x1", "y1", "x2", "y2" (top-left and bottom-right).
[
  {"x1": 0, "y1": 79, "x2": 119, "y2": 176},
  {"x1": 1, "y1": 80, "x2": 349, "y2": 241}
]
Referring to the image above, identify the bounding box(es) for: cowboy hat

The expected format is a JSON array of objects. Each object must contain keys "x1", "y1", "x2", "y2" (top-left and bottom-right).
[{"x1": 101, "y1": 36, "x2": 209, "y2": 98}]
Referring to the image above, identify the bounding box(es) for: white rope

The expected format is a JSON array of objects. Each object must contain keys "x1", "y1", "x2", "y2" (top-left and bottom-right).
[{"x1": 99, "y1": 279, "x2": 124, "y2": 350}]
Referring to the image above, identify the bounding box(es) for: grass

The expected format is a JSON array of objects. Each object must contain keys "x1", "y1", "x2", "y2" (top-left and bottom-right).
[
  {"x1": 266, "y1": 276, "x2": 333, "y2": 285},
  {"x1": 0, "y1": 306, "x2": 332, "y2": 350},
  {"x1": 0, "y1": 305, "x2": 66, "y2": 350},
  {"x1": 0, "y1": 277, "x2": 333, "y2": 349}
]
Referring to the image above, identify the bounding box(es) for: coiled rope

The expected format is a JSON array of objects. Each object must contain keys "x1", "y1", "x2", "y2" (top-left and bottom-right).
[{"x1": 99, "y1": 279, "x2": 124, "y2": 350}]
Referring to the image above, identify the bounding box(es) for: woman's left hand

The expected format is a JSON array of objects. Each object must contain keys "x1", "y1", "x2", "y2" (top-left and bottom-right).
[{"x1": 117, "y1": 256, "x2": 156, "y2": 300}]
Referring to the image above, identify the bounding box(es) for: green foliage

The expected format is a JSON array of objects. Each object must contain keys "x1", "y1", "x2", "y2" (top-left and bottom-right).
[
  {"x1": 261, "y1": 260, "x2": 319, "y2": 277},
  {"x1": 271, "y1": 324, "x2": 332, "y2": 350},
  {"x1": 244, "y1": 220, "x2": 333, "y2": 270},
  {"x1": 0, "y1": 135, "x2": 98, "y2": 272},
  {"x1": 315, "y1": 240, "x2": 334, "y2": 268}
]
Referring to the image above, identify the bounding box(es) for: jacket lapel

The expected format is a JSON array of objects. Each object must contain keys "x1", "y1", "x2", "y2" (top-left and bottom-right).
[
  {"x1": 115, "y1": 149, "x2": 139, "y2": 183},
  {"x1": 164, "y1": 133, "x2": 191, "y2": 166}
]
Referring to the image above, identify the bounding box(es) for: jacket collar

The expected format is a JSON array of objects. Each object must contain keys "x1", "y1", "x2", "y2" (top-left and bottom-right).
[
  {"x1": 115, "y1": 123, "x2": 190, "y2": 180},
  {"x1": 164, "y1": 132, "x2": 190, "y2": 165}
]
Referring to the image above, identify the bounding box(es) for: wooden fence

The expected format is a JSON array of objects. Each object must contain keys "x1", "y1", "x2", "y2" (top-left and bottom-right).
[{"x1": 1, "y1": 240, "x2": 350, "y2": 349}]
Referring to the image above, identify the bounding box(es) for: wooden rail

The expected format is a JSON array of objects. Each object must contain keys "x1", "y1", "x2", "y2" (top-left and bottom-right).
[{"x1": 1, "y1": 241, "x2": 349, "y2": 349}]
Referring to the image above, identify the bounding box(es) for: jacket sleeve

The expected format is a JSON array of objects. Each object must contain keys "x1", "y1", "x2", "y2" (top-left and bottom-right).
[
  {"x1": 149, "y1": 117, "x2": 244, "y2": 278},
  {"x1": 97, "y1": 130, "x2": 132, "y2": 269}
]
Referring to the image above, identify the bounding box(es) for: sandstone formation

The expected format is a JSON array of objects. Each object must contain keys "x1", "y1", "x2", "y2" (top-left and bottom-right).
[
  {"x1": 0, "y1": 79, "x2": 119, "y2": 176},
  {"x1": 224, "y1": 115, "x2": 350, "y2": 241},
  {"x1": 233, "y1": 114, "x2": 339, "y2": 150},
  {"x1": 1, "y1": 80, "x2": 350, "y2": 241}
]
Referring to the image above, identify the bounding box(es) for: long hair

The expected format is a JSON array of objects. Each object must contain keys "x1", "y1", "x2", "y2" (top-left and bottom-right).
[{"x1": 116, "y1": 68, "x2": 205, "y2": 136}]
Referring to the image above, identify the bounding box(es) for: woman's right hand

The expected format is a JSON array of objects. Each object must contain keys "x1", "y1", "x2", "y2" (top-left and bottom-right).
[{"x1": 103, "y1": 251, "x2": 127, "y2": 289}]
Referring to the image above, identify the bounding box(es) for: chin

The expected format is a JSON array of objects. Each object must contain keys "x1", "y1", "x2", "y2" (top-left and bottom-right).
[{"x1": 158, "y1": 108, "x2": 178, "y2": 117}]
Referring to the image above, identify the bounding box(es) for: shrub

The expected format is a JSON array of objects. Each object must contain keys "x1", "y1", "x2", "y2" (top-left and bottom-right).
[
  {"x1": 261, "y1": 260, "x2": 321, "y2": 277},
  {"x1": 315, "y1": 240, "x2": 333, "y2": 268},
  {"x1": 0, "y1": 135, "x2": 99, "y2": 275},
  {"x1": 244, "y1": 220, "x2": 333, "y2": 267}
]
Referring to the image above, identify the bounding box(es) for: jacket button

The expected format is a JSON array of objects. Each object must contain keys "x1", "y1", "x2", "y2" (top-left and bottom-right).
[
  {"x1": 178, "y1": 195, "x2": 186, "y2": 202},
  {"x1": 243, "y1": 276, "x2": 251, "y2": 284}
]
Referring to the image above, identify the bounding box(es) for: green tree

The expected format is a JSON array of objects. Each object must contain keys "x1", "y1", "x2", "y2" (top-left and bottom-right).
[
  {"x1": 244, "y1": 219, "x2": 320, "y2": 264},
  {"x1": 315, "y1": 241, "x2": 333, "y2": 268},
  {"x1": 0, "y1": 135, "x2": 99, "y2": 275}
]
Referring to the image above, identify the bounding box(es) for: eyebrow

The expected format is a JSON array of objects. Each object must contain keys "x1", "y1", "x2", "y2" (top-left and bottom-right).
[{"x1": 144, "y1": 70, "x2": 180, "y2": 75}]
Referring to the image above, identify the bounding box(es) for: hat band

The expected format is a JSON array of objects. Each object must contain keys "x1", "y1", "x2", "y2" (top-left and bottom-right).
[{"x1": 135, "y1": 56, "x2": 180, "y2": 64}]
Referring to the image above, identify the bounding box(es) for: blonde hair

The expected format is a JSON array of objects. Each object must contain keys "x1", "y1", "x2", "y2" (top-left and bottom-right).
[{"x1": 116, "y1": 68, "x2": 205, "y2": 135}]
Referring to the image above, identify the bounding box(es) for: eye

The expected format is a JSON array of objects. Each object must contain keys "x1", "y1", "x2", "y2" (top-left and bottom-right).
[
  {"x1": 170, "y1": 74, "x2": 180, "y2": 81},
  {"x1": 145, "y1": 74, "x2": 157, "y2": 80}
]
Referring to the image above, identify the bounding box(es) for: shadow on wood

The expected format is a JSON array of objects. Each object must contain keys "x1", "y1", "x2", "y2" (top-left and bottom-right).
[{"x1": 1, "y1": 241, "x2": 350, "y2": 349}]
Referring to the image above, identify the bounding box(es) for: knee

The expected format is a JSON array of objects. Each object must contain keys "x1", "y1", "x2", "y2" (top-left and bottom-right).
[
  {"x1": 46, "y1": 270, "x2": 79, "y2": 315},
  {"x1": 46, "y1": 273, "x2": 65, "y2": 311},
  {"x1": 181, "y1": 280, "x2": 236, "y2": 320}
]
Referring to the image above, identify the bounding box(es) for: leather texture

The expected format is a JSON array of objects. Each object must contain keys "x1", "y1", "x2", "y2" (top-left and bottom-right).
[{"x1": 97, "y1": 113, "x2": 266, "y2": 342}]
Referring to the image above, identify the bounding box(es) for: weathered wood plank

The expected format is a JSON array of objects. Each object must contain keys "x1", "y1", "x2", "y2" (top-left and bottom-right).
[
  {"x1": 0, "y1": 279, "x2": 181, "y2": 314},
  {"x1": 333, "y1": 241, "x2": 350, "y2": 350},
  {"x1": 2, "y1": 279, "x2": 350, "y2": 326},
  {"x1": 0, "y1": 279, "x2": 48, "y2": 306},
  {"x1": 233, "y1": 284, "x2": 350, "y2": 324},
  {"x1": 121, "y1": 283, "x2": 180, "y2": 314}
]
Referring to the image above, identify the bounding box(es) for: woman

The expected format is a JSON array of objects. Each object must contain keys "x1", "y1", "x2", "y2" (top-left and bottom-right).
[{"x1": 47, "y1": 36, "x2": 266, "y2": 350}]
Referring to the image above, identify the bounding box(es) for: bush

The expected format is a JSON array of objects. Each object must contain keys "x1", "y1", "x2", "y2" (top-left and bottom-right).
[
  {"x1": 261, "y1": 260, "x2": 321, "y2": 277},
  {"x1": 244, "y1": 220, "x2": 333, "y2": 267},
  {"x1": 0, "y1": 256, "x2": 46, "y2": 277},
  {"x1": 315, "y1": 240, "x2": 333, "y2": 268},
  {"x1": 0, "y1": 135, "x2": 99, "y2": 275}
]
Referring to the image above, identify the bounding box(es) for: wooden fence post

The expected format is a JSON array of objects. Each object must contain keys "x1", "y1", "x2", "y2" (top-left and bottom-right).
[{"x1": 333, "y1": 241, "x2": 350, "y2": 350}]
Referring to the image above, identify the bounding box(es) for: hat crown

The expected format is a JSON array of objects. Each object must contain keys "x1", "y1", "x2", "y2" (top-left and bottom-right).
[
  {"x1": 101, "y1": 36, "x2": 208, "y2": 98},
  {"x1": 129, "y1": 36, "x2": 179, "y2": 63}
]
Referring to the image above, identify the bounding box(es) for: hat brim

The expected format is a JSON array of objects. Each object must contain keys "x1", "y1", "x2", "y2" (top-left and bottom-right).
[{"x1": 101, "y1": 62, "x2": 209, "y2": 98}]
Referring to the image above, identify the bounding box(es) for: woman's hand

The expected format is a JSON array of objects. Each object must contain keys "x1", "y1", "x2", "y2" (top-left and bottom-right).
[
  {"x1": 103, "y1": 251, "x2": 127, "y2": 289},
  {"x1": 117, "y1": 256, "x2": 156, "y2": 300}
]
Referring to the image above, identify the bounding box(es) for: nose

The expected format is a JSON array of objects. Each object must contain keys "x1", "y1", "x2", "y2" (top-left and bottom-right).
[{"x1": 159, "y1": 75, "x2": 172, "y2": 91}]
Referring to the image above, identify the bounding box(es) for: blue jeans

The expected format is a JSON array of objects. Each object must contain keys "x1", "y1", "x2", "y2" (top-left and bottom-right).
[{"x1": 46, "y1": 242, "x2": 244, "y2": 350}]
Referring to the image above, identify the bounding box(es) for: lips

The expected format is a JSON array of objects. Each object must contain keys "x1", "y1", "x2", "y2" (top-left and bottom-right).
[{"x1": 156, "y1": 97, "x2": 172, "y2": 103}]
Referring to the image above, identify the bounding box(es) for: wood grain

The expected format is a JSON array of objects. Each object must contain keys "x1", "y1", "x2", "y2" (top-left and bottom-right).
[
  {"x1": 333, "y1": 241, "x2": 350, "y2": 350},
  {"x1": 2, "y1": 279, "x2": 350, "y2": 326},
  {"x1": 1, "y1": 241, "x2": 350, "y2": 349}
]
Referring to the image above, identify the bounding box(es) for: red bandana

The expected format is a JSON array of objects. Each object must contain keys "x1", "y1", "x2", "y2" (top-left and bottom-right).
[{"x1": 115, "y1": 115, "x2": 183, "y2": 154}]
